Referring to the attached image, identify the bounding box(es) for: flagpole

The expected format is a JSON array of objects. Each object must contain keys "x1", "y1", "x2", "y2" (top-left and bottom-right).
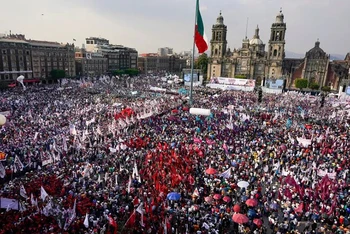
[{"x1": 189, "y1": 0, "x2": 198, "y2": 106}]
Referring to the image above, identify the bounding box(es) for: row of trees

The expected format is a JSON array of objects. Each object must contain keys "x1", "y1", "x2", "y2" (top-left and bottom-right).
[
  {"x1": 111, "y1": 69, "x2": 139, "y2": 77},
  {"x1": 294, "y1": 78, "x2": 331, "y2": 92}
]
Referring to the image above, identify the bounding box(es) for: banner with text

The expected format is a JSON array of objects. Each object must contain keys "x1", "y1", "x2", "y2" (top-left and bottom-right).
[{"x1": 210, "y1": 77, "x2": 255, "y2": 87}]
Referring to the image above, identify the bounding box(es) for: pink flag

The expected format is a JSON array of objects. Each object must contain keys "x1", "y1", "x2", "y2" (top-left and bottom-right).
[
  {"x1": 193, "y1": 137, "x2": 202, "y2": 144},
  {"x1": 206, "y1": 138, "x2": 215, "y2": 145}
]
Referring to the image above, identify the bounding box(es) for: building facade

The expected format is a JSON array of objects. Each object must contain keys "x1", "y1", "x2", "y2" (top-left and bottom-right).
[
  {"x1": 207, "y1": 10, "x2": 286, "y2": 82},
  {"x1": 30, "y1": 40, "x2": 75, "y2": 81},
  {"x1": 286, "y1": 41, "x2": 349, "y2": 90},
  {"x1": 85, "y1": 37, "x2": 138, "y2": 72},
  {"x1": 0, "y1": 35, "x2": 33, "y2": 81},
  {"x1": 138, "y1": 54, "x2": 187, "y2": 74},
  {"x1": 75, "y1": 49, "x2": 108, "y2": 76},
  {"x1": 0, "y1": 34, "x2": 75, "y2": 83},
  {"x1": 158, "y1": 47, "x2": 174, "y2": 56}
]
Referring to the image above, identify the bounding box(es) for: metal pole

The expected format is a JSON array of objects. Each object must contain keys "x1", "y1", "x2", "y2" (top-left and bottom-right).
[{"x1": 189, "y1": 0, "x2": 198, "y2": 106}]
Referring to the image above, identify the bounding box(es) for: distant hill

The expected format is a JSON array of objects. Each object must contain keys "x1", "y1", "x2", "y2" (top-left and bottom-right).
[
  {"x1": 329, "y1": 54, "x2": 345, "y2": 60},
  {"x1": 285, "y1": 51, "x2": 304, "y2": 58},
  {"x1": 286, "y1": 51, "x2": 345, "y2": 60}
]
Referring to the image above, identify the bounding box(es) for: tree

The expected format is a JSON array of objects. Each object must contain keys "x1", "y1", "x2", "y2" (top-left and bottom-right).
[
  {"x1": 235, "y1": 74, "x2": 247, "y2": 79},
  {"x1": 112, "y1": 70, "x2": 125, "y2": 76},
  {"x1": 309, "y1": 82, "x2": 320, "y2": 90},
  {"x1": 294, "y1": 78, "x2": 308, "y2": 90},
  {"x1": 321, "y1": 86, "x2": 331, "y2": 92},
  {"x1": 195, "y1": 53, "x2": 208, "y2": 77},
  {"x1": 50, "y1": 69, "x2": 66, "y2": 79},
  {"x1": 124, "y1": 68, "x2": 139, "y2": 76}
]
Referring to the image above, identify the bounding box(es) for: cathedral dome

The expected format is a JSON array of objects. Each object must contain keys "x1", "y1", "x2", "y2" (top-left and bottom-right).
[
  {"x1": 249, "y1": 25, "x2": 264, "y2": 45},
  {"x1": 276, "y1": 8, "x2": 284, "y2": 23},
  {"x1": 216, "y1": 11, "x2": 224, "y2": 25},
  {"x1": 249, "y1": 38, "x2": 264, "y2": 45}
]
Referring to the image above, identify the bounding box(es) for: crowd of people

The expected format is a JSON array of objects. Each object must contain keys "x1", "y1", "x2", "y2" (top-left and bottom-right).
[{"x1": 0, "y1": 75, "x2": 350, "y2": 234}]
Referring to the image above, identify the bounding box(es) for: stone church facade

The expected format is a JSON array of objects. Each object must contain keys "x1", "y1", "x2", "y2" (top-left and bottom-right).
[
  {"x1": 207, "y1": 10, "x2": 286, "y2": 83},
  {"x1": 207, "y1": 10, "x2": 350, "y2": 91}
]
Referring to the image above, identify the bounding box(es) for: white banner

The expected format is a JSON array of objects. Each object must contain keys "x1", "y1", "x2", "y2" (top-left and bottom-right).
[
  {"x1": 210, "y1": 77, "x2": 255, "y2": 87},
  {"x1": 0, "y1": 197, "x2": 25, "y2": 211},
  {"x1": 206, "y1": 83, "x2": 254, "y2": 92}
]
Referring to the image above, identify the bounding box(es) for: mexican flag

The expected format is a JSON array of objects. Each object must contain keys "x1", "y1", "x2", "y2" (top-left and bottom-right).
[{"x1": 195, "y1": 0, "x2": 208, "y2": 53}]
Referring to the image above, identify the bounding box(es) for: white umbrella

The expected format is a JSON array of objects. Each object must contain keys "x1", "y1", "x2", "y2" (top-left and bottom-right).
[{"x1": 237, "y1": 181, "x2": 249, "y2": 188}]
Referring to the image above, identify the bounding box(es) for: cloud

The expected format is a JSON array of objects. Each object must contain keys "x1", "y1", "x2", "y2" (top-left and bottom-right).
[
  {"x1": 200, "y1": 5, "x2": 208, "y2": 12},
  {"x1": 0, "y1": 0, "x2": 348, "y2": 55}
]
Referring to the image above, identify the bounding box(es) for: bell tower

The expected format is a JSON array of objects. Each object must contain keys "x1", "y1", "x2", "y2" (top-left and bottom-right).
[
  {"x1": 267, "y1": 8, "x2": 286, "y2": 79},
  {"x1": 207, "y1": 11, "x2": 227, "y2": 78},
  {"x1": 210, "y1": 11, "x2": 227, "y2": 58}
]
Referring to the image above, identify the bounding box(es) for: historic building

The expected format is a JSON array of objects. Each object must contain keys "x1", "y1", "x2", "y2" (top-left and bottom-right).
[
  {"x1": 85, "y1": 37, "x2": 138, "y2": 72},
  {"x1": 29, "y1": 39, "x2": 75, "y2": 82},
  {"x1": 0, "y1": 34, "x2": 75, "y2": 84},
  {"x1": 207, "y1": 10, "x2": 286, "y2": 82},
  {"x1": 75, "y1": 48, "x2": 108, "y2": 76},
  {"x1": 286, "y1": 41, "x2": 349, "y2": 90},
  {"x1": 138, "y1": 54, "x2": 187, "y2": 74},
  {"x1": 0, "y1": 35, "x2": 33, "y2": 81},
  {"x1": 207, "y1": 10, "x2": 349, "y2": 91}
]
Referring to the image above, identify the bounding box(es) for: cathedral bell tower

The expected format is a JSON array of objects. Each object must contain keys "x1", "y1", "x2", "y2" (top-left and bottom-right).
[
  {"x1": 267, "y1": 8, "x2": 286, "y2": 79},
  {"x1": 210, "y1": 11, "x2": 227, "y2": 58},
  {"x1": 207, "y1": 11, "x2": 227, "y2": 78}
]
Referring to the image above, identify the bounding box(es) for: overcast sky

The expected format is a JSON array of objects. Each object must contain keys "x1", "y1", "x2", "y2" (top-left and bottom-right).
[{"x1": 0, "y1": 0, "x2": 349, "y2": 56}]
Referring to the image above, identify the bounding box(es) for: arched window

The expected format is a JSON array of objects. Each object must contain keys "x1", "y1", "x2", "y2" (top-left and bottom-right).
[
  {"x1": 215, "y1": 48, "x2": 218, "y2": 55},
  {"x1": 273, "y1": 49, "x2": 277, "y2": 57}
]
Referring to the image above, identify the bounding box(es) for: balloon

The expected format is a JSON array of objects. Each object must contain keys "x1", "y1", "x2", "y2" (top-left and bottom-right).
[
  {"x1": 0, "y1": 114, "x2": 6, "y2": 126},
  {"x1": 17, "y1": 75, "x2": 24, "y2": 82}
]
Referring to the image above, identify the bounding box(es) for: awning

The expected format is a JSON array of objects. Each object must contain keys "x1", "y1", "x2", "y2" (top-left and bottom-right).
[
  {"x1": 23, "y1": 79, "x2": 40, "y2": 83},
  {"x1": 8, "y1": 83, "x2": 16, "y2": 88}
]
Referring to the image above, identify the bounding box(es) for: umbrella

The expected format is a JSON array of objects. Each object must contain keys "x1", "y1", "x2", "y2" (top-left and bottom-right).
[
  {"x1": 213, "y1": 194, "x2": 221, "y2": 200},
  {"x1": 166, "y1": 192, "x2": 180, "y2": 201},
  {"x1": 253, "y1": 218, "x2": 263, "y2": 227},
  {"x1": 205, "y1": 168, "x2": 217, "y2": 175},
  {"x1": 233, "y1": 204, "x2": 241, "y2": 213},
  {"x1": 204, "y1": 196, "x2": 213, "y2": 203},
  {"x1": 232, "y1": 213, "x2": 249, "y2": 224},
  {"x1": 222, "y1": 196, "x2": 231, "y2": 203},
  {"x1": 247, "y1": 209, "x2": 257, "y2": 218},
  {"x1": 246, "y1": 198, "x2": 258, "y2": 207},
  {"x1": 237, "y1": 181, "x2": 249, "y2": 188},
  {"x1": 270, "y1": 203, "x2": 278, "y2": 210},
  {"x1": 280, "y1": 144, "x2": 287, "y2": 152}
]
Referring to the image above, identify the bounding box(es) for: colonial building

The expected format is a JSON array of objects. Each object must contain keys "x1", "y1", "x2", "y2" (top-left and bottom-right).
[
  {"x1": 0, "y1": 35, "x2": 33, "y2": 81},
  {"x1": 75, "y1": 48, "x2": 108, "y2": 76},
  {"x1": 207, "y1": 10, "x2": 286, "y2": 82},
  {"x1": 85, "y1": 37, "x2": 138, "y2": 72},
  {"x1": 0, "y1": 34, "x2": 75, "y2": 84},
  {"x1": 286, "y1": 41, "x2": 349, "y2": 90},
  {"x1": 29, "y1": 39, "x2": 75, "y2": 82},
  {"x1": 138, "y1": 54, "x2": 187, "y2": 74},
  {"x1": 207, "y1": 10, "x2": 348, "y2": 91}
]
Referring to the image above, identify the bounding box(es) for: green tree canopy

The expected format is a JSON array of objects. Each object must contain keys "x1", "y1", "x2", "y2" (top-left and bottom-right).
[
  {"x1": 321, "y1": 86, "x2": 331, "y2": 92},
  {"x1": 309, "y1": 82, "x2": 320, "y2": 90},
  {"x1": 195, "y1": 53, "x2": 208, "y2": 77},
  {"x1": 124, "y1": 68, "x2": 139, "y2": 76},
  {"x1": 50, "y1": 69, "x2": 66, "y2": 79},
  {"x1": 295, "y1": 78, "x2": 308, "y2": 90}
]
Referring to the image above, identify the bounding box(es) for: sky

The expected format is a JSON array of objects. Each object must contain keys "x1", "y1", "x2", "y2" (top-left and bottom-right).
[{"x1": 0, "y1": 0, "x2": 349, "y2": 57}]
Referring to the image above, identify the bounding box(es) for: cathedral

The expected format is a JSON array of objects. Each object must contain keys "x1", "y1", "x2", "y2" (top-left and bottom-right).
[{"x1": 207, "y1": 10, "x2": 350, "y2": 91}]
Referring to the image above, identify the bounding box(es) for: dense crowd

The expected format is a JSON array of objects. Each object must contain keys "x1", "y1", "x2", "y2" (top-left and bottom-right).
[{"x1": 0, "y1": 76, "x2": 350, "y2": 234}]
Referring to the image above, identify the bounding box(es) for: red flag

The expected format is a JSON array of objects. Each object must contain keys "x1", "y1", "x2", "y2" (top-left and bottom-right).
[
  {"x1": 125, "y1": 211, "x2": 136, "y2": 228},
  {"x1": 108, "y1": 215, "x2": 117, "y2": 234}
]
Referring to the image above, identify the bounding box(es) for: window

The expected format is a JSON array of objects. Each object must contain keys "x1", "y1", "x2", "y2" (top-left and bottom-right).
[
  {"x1": 273, "y1": 49, "x2": 277, "y2": 56},
  {"x1": 2, "y1": 50, "x2": 7, "y2": 54}
]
